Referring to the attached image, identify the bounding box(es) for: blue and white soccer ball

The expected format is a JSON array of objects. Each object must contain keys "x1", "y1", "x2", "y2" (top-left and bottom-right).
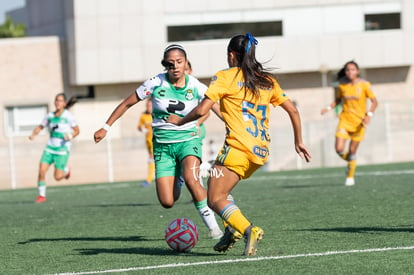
[{"x1": 165, "y1": 218, "x2": 199, "y2": 252}]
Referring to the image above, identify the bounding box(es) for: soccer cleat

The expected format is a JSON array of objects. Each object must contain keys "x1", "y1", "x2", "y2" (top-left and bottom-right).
[
  {"x1": 35, "y1": 196, "x2": 46, "y2": 203},
  {"x1": 65, "y1": 166, "x2": 71, "y2": 180},
  {"x1": 208, "y1": 226, "x2": 224, "y2": 240},
  {"x1": 213, "y1": 226, "x2": 243, "y2": 252},
  {"x1": 141, "y1": 180, "x2": 150, "y2": 187},
  {"x1": 243, "y1": 225, "x2": 264, "y2": 256},
  {"x1": 345, "y1": 177, "x2": 355, "y2": 186}
]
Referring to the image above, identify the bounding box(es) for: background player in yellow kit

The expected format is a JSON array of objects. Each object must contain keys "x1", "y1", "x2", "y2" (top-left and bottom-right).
[
  {"x1": 321, "y1": 60, "x2": 378, "y2": 186},
  {"x1": 137, "y1": 99, "x2": 155, "y2": 187},
  {"x1": 168, "y1": 33, "x2": 311, "y2": 256}
]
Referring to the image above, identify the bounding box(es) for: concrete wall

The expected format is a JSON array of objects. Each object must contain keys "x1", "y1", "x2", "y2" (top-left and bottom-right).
[{"x1": 59, "y1": 0, "x2": 413, "y2": 85}]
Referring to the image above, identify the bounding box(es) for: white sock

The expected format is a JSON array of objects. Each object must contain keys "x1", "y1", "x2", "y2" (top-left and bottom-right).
[
  {"x1": 197, "y1": 205, "x2": 220, "y2": 230},
  {"x1": 38, "y1": 186, "x2": 46, "y2": 197}
]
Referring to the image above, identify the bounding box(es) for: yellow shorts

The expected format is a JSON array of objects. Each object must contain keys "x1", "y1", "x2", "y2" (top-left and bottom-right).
[
  {"x1": 216, "y1": 144, "x2": 262, "y2": 179},
  {"x1": 335, "y1": 120, "x2": 365, "y2": 142}
]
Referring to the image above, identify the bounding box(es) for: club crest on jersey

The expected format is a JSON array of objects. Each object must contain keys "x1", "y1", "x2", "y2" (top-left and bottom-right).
[
  {"x1": 210, "y1": 75, "x2": 218, "y2": 85},
  {"x1": 185, "y1": 89, "x2": 194, "y2": 100}
]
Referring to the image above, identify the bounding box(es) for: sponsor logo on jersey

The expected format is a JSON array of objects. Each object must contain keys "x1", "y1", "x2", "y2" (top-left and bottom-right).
[{"x1": 253, "y1": 145, "x2": 268, "y2": 159}]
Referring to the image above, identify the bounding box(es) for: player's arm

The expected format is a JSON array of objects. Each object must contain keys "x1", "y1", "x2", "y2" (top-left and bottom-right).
[
  {"x1": 211, "y1": 102, "x2": 224, "y2": 122},
  {"x1": 65, "y1": 125, "x2": 80, "y2": 141},
  {"x1": 94, "y1": 92, "x2": 141, "y2": 143},
  {"x1": 167, "y1": 97, "x2": 215, "y2": 126},
  {"x1": 196, "y1": 111, "x2": 209, "y2": 126},
  {"x1": 28, "y1": 125, "x2": 44, "y2": 140},
  {"x1": 280, "y1": 99, "x2": 311, "y2": 162},
  {"x1": 362, "y1": 96, "x2": 378, "y2": 127},
  {"x1": 137, "y1": 116, "x2": 143, "y2": 132},
  {"x1": 321, "y1": 97, "x2": 341, "y2": 115}
]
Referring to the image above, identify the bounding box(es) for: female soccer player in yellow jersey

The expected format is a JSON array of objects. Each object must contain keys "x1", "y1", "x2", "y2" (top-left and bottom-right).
[
  {"x1": 94, "y1": 44, "x2": 223, "y2": 240},
  {"x1": 137, "y1": 99, "x2": 155, "y2": 187},
  {"x1": 167, "y1": 33, "x2": 311, "y2": 256},
  {"x1": 321, "y1": 61, "x2": 378, "y2": 186}
]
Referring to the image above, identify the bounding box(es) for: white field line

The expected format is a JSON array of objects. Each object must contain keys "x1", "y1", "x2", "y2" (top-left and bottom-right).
[
  {"x1": 5, "y1": 169, "x2": 412, "y2": 195},
  {"x1": 46, "y1": 245, "x2": 414, "y2": 275},
  {"x1": 247, "y1": 169, "x2": 414, "y2": 182}
]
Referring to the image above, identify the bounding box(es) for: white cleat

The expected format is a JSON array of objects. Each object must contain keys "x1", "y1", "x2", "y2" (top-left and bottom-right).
[
  {"x1": 208, "y1": 227, "x2": 224, "y2": 240},
  {"x1": 345, "y1": 177, "x2": 355, "y2": 186}
]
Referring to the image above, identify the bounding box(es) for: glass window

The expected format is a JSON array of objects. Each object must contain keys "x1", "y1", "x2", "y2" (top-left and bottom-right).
[
  {"x1": 4, "y1": 105, "x2": 48, "y2": 136},
  {"x1": 365, "y1": 13, "x2": 401, "y2": 31},
  {"x1": 168, "y1": 21, "x2": 282, "y2": 42}
]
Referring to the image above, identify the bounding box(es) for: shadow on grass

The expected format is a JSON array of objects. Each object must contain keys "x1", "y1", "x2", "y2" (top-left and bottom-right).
[
  {"x1": 18, "y1": 236, "x2": 162, "y2": 244},
  {"x1": 296, "y1": 225, "x2": 414, "y2": 233},
  {"x1": 77, "y1": 203, "x2": 154, "y2": 208},
  {"x1": 74, "y1": 247, "x2": 218, "y2": 256}
]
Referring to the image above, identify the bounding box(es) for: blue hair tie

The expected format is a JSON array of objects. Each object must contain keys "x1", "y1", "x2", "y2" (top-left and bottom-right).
[{"x1": 245, "y1": 33, "x2": 258, "y2": 53}]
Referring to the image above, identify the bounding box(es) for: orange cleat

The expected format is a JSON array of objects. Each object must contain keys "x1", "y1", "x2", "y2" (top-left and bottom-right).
[{"x1": 35, "y1": 196, "x2": 46, "y2": 203}]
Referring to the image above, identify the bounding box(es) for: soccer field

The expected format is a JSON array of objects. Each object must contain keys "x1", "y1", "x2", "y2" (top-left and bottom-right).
[{"x1": 1, "y1": 162, "x2": 413, "y2": 275}]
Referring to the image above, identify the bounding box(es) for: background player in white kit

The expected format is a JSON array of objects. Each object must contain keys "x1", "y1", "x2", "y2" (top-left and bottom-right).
[
  {"x1": 29, "y1": 93, "x2": 79, "y2": 203},
  {"x1": 94, "y1": 44, "x2": 223, "y2": 239}
]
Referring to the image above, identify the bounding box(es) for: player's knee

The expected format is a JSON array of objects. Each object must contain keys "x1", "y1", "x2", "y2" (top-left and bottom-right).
[{"x1": 159, "y1": 199, "x2": 174, "y2": 209}]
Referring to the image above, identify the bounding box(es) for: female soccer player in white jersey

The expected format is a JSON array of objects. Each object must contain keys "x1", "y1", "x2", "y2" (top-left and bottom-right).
[
  {"x1": 29, "y1": 93, "x2": 79, "y2": 203},
  {"x1": 94, "y1": 44, "x2": 223, "y2": 239}
]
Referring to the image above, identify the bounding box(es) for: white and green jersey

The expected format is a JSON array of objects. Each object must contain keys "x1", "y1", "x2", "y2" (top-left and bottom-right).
[
  {"x1": 40, "y1": 109, "x2": 77, "y2": 153},
  {"x1": 136, "y1": 73, "x2": 207, "y2": 143}
]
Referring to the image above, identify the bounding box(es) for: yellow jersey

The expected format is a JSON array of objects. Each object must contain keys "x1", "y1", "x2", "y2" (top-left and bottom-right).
[
  {"x1": 337, "y1": 79, "x2": 376, "y2": 125},
  {"x1": 206, "y1": 67, "x2": 288, "y2": 165},
  {"x1": 138, "y1": 112, "x2": 153, "y2": 137}
]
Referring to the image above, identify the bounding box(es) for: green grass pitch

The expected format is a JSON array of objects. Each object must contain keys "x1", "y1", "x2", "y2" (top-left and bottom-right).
[{"x1": 1, "y1": 162, "x2": 413, "y2": 274}]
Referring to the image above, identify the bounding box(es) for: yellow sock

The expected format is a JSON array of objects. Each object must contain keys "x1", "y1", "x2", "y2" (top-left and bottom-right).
[
  {"x1": 221, "y1": 204, "x2": 251, "y2": 235},
  {"x1": 347, "y1": 160, "x2": 357, "y2": 178},
  {"x1": 147, "y1": 161, "x2": 155, "y2": 183}
]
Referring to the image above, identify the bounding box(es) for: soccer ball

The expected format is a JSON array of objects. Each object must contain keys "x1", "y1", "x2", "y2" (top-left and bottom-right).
[{"x1": 165, "y1": 218, "x2": 199, "y2": 252}]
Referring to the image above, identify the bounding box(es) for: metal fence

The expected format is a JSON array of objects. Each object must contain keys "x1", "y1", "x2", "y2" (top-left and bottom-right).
[{"x1": 1, "y1": 101, "x2": 413, "y2": 190}]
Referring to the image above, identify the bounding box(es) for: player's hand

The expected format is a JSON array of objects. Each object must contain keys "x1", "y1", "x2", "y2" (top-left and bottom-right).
[
  {"x1": 166, "y1": 114, "x2": 182, "y2": 125},
  {"x1": 28, "y1": 135, "x2": 35, "y2": 141},
  {"x1": 295, "y1": 143, "x2": 311, "y2": 162},
  {"x1": 94, "y1": 128, "x2": 107, "y2": 143},
  {"x1": 362, "y1": 116, "x2": 371, "y2": 127},
  {"x1": 320, "y1": 108, "x2": 329, "y2": 115},
  {"x1": 64, "y1": 133, "x2": 73, "y2": 141}
]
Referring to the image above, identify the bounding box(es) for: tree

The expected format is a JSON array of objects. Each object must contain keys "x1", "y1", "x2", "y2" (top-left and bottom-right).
[{"x1": 0, "y1": 16, "x2": 26, "y2": 38}]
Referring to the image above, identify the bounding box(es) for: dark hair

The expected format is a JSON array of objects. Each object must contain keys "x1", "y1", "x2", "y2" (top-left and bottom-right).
[
  {"x1": 56, "y1": 92, "x2": 77, "y2": 109},
  {"x1": 227, "y1": 33, "x2": 274, "y2": 98},
  {"x1": 161, "y1": 44, "x2": 187, "y2": 69},
  {"x1": 337, "y1": 60, "x2": 359, "y2": 82}
]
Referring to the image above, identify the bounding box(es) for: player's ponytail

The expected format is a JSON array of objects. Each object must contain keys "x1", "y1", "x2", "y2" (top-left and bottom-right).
[
  {"x1": 56, "y1": 92, "x2": 78, "y2": 109},
  {"x1": 66, "y1": 96, "x2": 78, "y2": 109},
  {"x1": 227, "y1": 33, "x2": 274, "y2": 98}
]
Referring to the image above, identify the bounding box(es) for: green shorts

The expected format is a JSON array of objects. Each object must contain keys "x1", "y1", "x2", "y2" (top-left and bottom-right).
[
  {"x1": 199, "y1": 124, "x2": 206, "y2": 141},
  {"x1": 40, "y1": 147, "x2": 69, "y2": 171},
  {"x1": 153, "y1": 138, "x2": 202, "y2": 179}
]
